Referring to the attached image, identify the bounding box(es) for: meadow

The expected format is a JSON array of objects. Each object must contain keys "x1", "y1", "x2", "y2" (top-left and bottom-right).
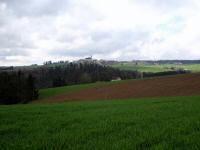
[
  {"x1": 111, "y1": 63, "x2": 200, "y2": 73},
  {"x1": 1, "y1": 96, "x2": 200, "y2": 150}
]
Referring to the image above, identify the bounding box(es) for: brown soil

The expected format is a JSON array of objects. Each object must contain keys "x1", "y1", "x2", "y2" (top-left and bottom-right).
[{"x1": 36, "y1": 73, "x2": 200, "y2": 103}]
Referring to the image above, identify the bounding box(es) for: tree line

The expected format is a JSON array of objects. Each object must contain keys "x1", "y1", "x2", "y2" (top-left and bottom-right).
[
  {"x1": 34, "y1": 62, "x2": 190, "y2": 89},
  {"x1": 29, "y1": 62, "x2": 140, "y2": 88}
]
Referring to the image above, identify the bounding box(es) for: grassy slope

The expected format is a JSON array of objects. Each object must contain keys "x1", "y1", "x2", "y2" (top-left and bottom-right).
[
  {"x1": 39, "y1": 82, "x2": 106, "y2": 99},
  {"x1": 1, "y1": 96, "x2": 200, "y2": 150},
  {"x1": 112, "y1": 63, "x2": 200, "y2": 73},
  {"x1": 39, "y1": 80, "x2": 130, "y2": 100}
]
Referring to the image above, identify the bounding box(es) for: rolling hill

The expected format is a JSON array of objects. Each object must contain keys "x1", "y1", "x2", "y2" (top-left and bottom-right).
[
  {"x1": 34, "y1": 73, "x2": 200, "y2": 103},
  {"x1": 2, "y1": 73, "x2": 200, "y2": 149}
]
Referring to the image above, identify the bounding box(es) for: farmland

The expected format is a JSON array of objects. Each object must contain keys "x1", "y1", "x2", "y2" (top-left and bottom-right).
[
  {"x1": 111, "y1": 63, "x2": 200, "y2": 73},
  {"x1": 1, "y1": 96, "x2": 200, "y2": 149},
  {"x1": 39, "y1": 82, "x2": 107, "y2": 99},
  {"x1": 1, "y1": 73, "x2": 200, "y2": 149},
  {"x1": 39, "y1": 80, "x2": 129, "y2": 99},
  {"x1": 36, "y1": 73, "x2": 200, "y2": 103},
  {"x1": 1, "y1": 0, "x2": 200, "y2": 149}
]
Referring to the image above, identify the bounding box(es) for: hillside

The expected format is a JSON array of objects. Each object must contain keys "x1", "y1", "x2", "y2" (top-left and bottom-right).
[{"x1": 34, "y1": 73, "x2": 200, "y2": 103}]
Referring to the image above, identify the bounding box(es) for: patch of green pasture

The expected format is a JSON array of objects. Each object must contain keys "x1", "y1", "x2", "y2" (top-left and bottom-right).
[
  {"x1": 112, "y1": 63, "x2": 200, "y2": 73},
  {"x1": 179, "y1": 64, "x2": 200, "y2": 72},
  {"x1": 1, "y1": 95, "x2": 200, "y2": 149},
  {"x1": 112, "y1": 63, "x2": 167, "y2": 72}
]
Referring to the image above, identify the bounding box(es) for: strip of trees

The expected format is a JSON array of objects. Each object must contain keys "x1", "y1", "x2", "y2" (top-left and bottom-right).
[
  {"x1": 28, "y1": 62, "x2": 140, "y2": 88},
  {"x1": 142, "y1": 70, "x2": 190, "y2": 78},
  {"x1": 30, "y1": 62, "x2": 189, "y2": 89}
]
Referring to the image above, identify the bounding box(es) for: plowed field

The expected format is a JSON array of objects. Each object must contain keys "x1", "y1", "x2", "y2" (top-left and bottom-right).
[{"x1": 36, "y1": 73, "x2": 200, "y2": 103}]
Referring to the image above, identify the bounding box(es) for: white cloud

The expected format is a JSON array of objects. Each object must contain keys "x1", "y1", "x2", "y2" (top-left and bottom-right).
[{"x1": 0, "y1": 0, "x2": 200, "y2": 66}]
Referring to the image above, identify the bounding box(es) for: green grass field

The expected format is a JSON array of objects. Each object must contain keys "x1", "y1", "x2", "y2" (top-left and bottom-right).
[
  {"x1": 111, "y1": 63, "x2": 200, "y2": 73},
  {"x1": 1, "y1": 96, "x2": 200, "y2": 150}
]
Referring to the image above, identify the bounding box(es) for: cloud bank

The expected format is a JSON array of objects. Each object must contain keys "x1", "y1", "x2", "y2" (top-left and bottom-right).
[{"x1": 0, "y1": 0, "x2": 200, "y2": 65}]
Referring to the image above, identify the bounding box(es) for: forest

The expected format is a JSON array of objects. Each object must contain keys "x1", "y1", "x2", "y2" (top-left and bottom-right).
[{"x1": 0, "y1": 71, "x2": 38, "y2": 104}]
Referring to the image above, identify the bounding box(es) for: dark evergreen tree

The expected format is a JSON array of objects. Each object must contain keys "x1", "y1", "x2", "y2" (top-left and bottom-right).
[{"x1": 0, "y1": 71, "x2": 38, "y2": 104}]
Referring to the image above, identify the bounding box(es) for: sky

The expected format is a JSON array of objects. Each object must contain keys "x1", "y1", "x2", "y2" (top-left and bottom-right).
[{"x1": 0, "y1": 0, "x2": 200, "y2": 66}]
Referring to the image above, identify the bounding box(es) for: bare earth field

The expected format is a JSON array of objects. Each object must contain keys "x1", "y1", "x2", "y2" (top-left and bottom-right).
[{"x1": 35, "y1": 73, "x2": 200, "y2": 103}]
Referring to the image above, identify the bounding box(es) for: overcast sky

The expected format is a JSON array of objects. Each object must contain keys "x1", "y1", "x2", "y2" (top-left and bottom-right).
[{"x1": 1, "y1": 0, "x2": 200, "y2": 66}]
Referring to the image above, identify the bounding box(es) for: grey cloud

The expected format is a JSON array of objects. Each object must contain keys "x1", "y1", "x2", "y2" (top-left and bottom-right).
[
  {"x1": 136, "y1": 0, "x2": 190, "y2": 12},
  {"x1": 0, "y1": 0, "x2": 199, "y2": 65},
  {"x1": 0, "y1": 31, "x2": 31, "y2": 49},
  {"x1": 0, "y1": 56, "x2": 6, "y2": 61},
  {"x1": 0, "y1": 48, "x2": 28, "y2": 57},
  {"x1": 91, "y1": 30, "x2": 149, "y2": 42},
  {"x1": 50, "y1": 30, "x2": 150, "y2": 57},
  {"x1": 1, "y1": 0, "x2": 72, "y2": 17}
]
